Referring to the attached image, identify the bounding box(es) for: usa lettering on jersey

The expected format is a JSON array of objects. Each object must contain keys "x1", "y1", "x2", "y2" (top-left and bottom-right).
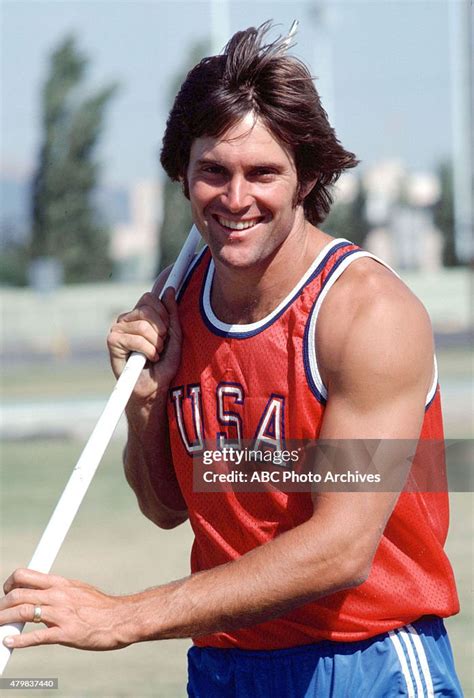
[{"x1": 170, "y1": 381, "x2": 286, "y2": 453}]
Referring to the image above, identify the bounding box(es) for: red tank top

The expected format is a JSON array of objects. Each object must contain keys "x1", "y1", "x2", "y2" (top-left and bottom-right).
[{"x1": 167, "y1": 238, "x2": 459, "y2": 650}]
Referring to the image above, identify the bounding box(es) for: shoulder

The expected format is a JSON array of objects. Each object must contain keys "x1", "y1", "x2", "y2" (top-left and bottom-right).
[
  {"x1": 319, "y1": 256, "x2": 430, "y2": 329},
  {"x1": 316, "y1": 257, "x2": 434, "y2": 400}
]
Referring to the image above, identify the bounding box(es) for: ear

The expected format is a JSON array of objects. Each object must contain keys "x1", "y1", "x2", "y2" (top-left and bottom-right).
[{"x1": 299, "y1": 178, "x2": 318, "y2": 200}]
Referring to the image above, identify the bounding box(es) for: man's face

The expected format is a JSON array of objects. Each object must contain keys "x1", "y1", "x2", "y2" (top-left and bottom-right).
[{"x1": 186, "y1": 114, "x2": 305, "y2": 270}]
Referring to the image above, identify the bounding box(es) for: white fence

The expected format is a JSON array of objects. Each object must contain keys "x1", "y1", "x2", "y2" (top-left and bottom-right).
[{"x1": 1, "y1": 269, "x2": 472, "y2": 356}]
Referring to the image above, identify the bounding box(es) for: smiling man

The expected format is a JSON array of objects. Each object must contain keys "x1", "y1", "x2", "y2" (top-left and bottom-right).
[
  {"x1": 185, "y1": 114, "x2": 326, "y2": 323},
  {"x1": 1, "y1": 22, "x2": 462, "y2": 698}
]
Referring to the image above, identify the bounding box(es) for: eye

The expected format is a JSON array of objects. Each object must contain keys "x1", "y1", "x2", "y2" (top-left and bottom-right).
[
  {"x1": 251, "y1": 167, "x2": 278, "y2": 181},
  {"x1": 201, "y1": 164, "x2": 225, "y2": 175}
]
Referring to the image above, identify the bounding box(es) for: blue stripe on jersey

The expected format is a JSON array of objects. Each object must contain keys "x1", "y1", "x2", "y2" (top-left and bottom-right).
[
  {"x1": 177, "y1": 246, "x2": 208, "y2": 303},
  {"x1": 319, "y1": 246, "x2": 362, "y2": 291}
]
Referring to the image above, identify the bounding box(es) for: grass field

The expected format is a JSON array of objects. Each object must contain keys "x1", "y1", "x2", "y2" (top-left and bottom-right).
[
  {"x1": 1, "y1": 347, "x2": 472, "y2": 697},
  {"x1": 1, "y1": 439, "x2": 194, "y2": 698}
]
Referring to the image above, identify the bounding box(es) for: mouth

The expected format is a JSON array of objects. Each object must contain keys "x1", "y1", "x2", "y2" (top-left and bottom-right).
[{"x1": 212, "y1": 214, "x2": 265, "y2": 232}]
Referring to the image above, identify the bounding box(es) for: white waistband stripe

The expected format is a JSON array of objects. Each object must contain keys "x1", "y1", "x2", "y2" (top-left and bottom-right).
[
  {"x1": 389, "y1": 630, "x2": 416, "y2": 697},
  {"x1": 389, "y1": 624, "x2": 436, "y2": 697},
  {"x1": 407, "y1": 624, "x2": 435, "y2": 697},
  {"x1": 399, "y1": 628, "x2": 425, "y2": 697}
]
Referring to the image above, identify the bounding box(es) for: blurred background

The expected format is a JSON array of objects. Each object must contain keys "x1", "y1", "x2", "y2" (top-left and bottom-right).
[{"x1": 1, "y1": 1, "x2": 472, "y2": 696}]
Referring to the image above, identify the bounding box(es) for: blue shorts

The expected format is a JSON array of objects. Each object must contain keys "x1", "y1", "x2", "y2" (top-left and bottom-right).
[{"x1": 187, "y1": 617, "x2": 463, "y2": 697}]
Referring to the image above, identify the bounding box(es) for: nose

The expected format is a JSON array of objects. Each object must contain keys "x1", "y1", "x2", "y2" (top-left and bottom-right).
[{"x1": 221, "y1": 175, "x2": 252, "y2": 212}]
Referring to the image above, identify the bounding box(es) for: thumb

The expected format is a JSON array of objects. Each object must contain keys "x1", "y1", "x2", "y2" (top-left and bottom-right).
[{"x1": 161, "y1": 287, "x2": 182, "y2": 340}]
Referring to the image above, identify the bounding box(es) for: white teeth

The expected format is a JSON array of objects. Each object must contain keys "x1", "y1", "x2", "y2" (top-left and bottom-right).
[{"x1": 216, "y1": 217, "x2": 261, "y2": 231}]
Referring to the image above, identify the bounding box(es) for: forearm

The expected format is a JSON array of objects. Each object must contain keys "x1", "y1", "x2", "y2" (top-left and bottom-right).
[
  {"x1": 123, "y1": 513, "x2": 370, "y2": 644},
  {"x1": 124, "y1": 391, "x2": 188, "y2": 528}
]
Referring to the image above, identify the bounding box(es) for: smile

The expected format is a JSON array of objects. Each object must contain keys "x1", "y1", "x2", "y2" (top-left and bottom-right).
[{"x1": 214, "y1": 215, "x2": 263, "y2": 231}]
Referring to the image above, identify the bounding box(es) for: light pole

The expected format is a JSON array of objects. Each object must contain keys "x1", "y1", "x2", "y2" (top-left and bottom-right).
[
  {"x1": 449, "y1": 0, "x2": 473, "y2": 263},
  {"x1": 308, "y1": 1, "x2": 336, "y2": 126}
]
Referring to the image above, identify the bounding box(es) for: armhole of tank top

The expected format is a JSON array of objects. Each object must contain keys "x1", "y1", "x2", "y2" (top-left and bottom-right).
[
  {"x1": 176, "y1": 246, "x2": 208, "y2": 301},
  {"x1": 305, "y1": 250, "x2": 438, "y2": 408}
]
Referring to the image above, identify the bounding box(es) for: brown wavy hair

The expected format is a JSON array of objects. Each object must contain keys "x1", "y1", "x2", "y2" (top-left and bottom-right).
[{"x1": 160, "y1": 22, "x2": 359, "y2": 225}]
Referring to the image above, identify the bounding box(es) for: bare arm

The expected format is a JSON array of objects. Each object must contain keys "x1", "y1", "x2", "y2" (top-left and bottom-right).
[
  {"x1": 1, "y1": 260, "x2": 435, "y2": 650},
  {"x1": 107, "y1": 269, "x2": 188, "y2": 528},
  {"x1": 124, "y1": 391, "x2": 188, "y2": 529}
]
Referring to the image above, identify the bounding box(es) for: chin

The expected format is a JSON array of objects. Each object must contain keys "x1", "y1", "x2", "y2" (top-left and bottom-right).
[
  {"x1": 216, "y1": 239, "x2": 284, "y2": 271},
  {"x1": 216, "y1": 250, "x2": 258, "y2": 270}
]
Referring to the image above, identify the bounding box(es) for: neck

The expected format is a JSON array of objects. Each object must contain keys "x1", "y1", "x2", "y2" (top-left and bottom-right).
[{"x1": 211, "y1": 220, "x2": 331, "y2": 325}]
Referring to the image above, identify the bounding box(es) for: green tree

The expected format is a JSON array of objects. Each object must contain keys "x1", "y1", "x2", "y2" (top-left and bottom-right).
[
  {"x1": 433, "y1": 161, "x2": 459, "y2": 267},
  {"x1": 159, "y1": 178, "x2": 195, "y2": 271},
  {"x1": 158, "y1": 41, "x2": 209, "y2": 272},
  {"x1": 322, "y1": 176, "x2": 370, "y2": 247},
  {"x1": 0, "y1": 242, "x2": 29, "y2": 286},
  {"x1": 31, "y1": 36, "x2": 118, "y2": 282}
]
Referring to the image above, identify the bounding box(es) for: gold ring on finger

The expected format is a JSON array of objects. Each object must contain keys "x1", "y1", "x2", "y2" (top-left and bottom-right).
[{"x1": 32, "y1": 605, "x2": 42, "y2": 623}]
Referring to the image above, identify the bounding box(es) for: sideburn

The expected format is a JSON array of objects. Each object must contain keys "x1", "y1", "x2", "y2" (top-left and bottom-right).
[{"x1": 180, "y1": 177, "x2": 190, "y2": 200}]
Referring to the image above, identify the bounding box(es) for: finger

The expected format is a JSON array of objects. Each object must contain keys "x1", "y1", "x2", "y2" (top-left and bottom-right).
[
  {"x1": 151, "y1": 266, "x2": 173, "y2": 297},
  {"x1": 116, "y1": 304, "x2": 169, "y2": 329},
  {"x1": 110, "y1": 319, "x2": 167, "y2": 348},
  {"x1": 3, "y1": 569, "x2": 61, "y2": 595},
  {"x1": 161, "y1": 286, "x2": 176, "y2": 313},
  {"x1": 3, "y1": 626, "x2": 61, "y2": 649},
  {"x1": 0, "y1": 602, "x2": 51, "y2": 626},
  {"x1": 135, "y1": 293, "x2": 170, "y2": 324},
  {"x1": 107, "y1": 330, "x2": 163, "y2": 363},
  {"x1": 115, "y1": 309, "x2": 169, "y2": 342},
  {"x1": 121, "y1": 311, "x2": 168, "y2": 339},
  {"x1": 0, "y1": 586, "x2": 48, "y2": 611}
]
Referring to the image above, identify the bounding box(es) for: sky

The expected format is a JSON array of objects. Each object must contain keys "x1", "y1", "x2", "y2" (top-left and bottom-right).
[{"x1": 1, "y1": 0, "x2": 458, "y2": 189}]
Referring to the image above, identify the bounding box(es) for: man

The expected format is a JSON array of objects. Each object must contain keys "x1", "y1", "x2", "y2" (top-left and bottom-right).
[{"x1": 1, "y1": 23, "x2": 462, "y2": 697}]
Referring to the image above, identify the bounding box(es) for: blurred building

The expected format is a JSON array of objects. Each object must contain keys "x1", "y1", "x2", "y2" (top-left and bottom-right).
[
  {"x1": 110, "y1": 179, "x2": 163, "y2": 281},
  {"x1": 364, "y1": 160, "x2": 406, "y2": 228},
  {"x1": 363, "y1": 161, "x2": 444, "y2": 271}
]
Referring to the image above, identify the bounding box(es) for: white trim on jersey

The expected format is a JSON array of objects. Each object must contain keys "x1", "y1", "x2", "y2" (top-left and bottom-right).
[
  {"x1": 304, "y1": 250, "x2": 438, "y2": 407},
  {"x1": 202, "y1": 238, "x2": 350, "y2": 334},
  {"x1": 425, "y1": 357, "x2": 438, "y2": 407},
  {"x1": 177, "y1": 245, "x2": 207, "y2": 297}
]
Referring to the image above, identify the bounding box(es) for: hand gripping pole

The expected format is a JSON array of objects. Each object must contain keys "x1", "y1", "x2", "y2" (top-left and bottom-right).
[{"x1": 0, "y1": 225, "x2": 201, "y2": 674}]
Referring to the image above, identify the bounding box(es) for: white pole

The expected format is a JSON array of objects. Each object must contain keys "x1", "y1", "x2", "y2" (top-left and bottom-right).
[{"x1": 0, "y1": 225, "x2": 201, "y2": 675}]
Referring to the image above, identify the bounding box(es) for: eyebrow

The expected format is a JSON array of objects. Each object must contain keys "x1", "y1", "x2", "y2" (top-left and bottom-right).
[{"x1": 195, "y1": 158, "x2": 283, "y2": 169}]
